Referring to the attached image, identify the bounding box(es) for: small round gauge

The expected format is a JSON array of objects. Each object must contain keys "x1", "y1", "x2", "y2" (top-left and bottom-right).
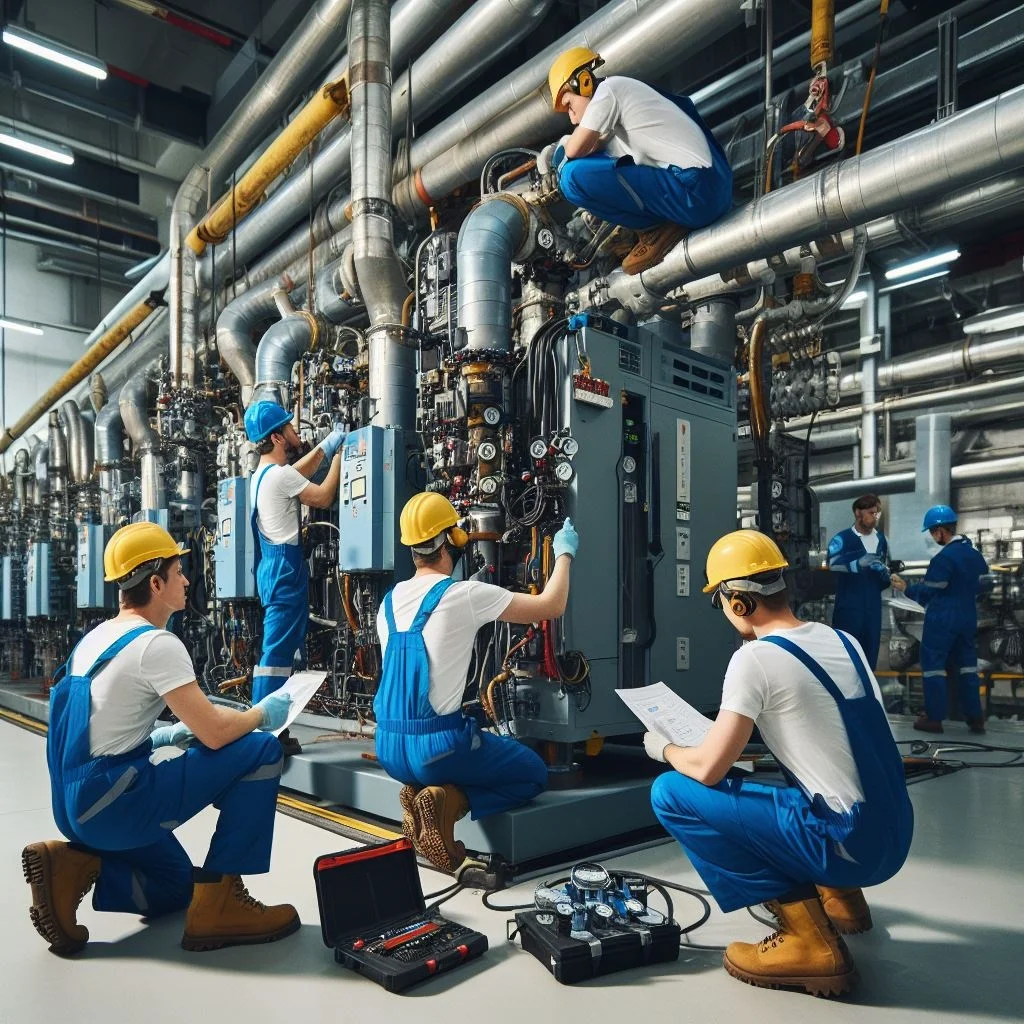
[
  {"x1": 534, "y1": 886, "x2": 566, "y2": 909},
  {"x1": 770, "y1": 478, "x2": 784, "y2": 499},
  {"x1": 529, "y1": 438, "x2": 549, "y2": 460},
  {"x1": 635, "y1": 907, "x2": 665, "y2": 926},
  {"x1": 570, "y1": 862, "x2": 612, "y2": 891},
  {"x1": 624, "y1": 898, "x2": 645, "y2": 916},
  {"x1": 622, "y1": 455, "x2": 637, "y2": 474},
  {"x1": 553, "y1": 460, "x2": 574, "y2": 483},
  {"x1": 555, "y1": 902, "x2": 575, "y2": 918},
  {"x1": 592, "y1": 903, "x2": 615, "y2": 922},
  {"x1": 535, "y1": 913, "x2": 555, "y2": 927},
  {"x1": 478, "y1": 475, "x2": 499, "y2": 495},
  {"x1": 537, "y1": 227, "x2": 555, "y2": 250},
  {"x1": 561, "y1": 436, "x2": 580, "y2": 458},
  {"x1": 483, "y1": 406, "x2": 501, "y2": 426},
  {"x1": 477, "y1": 440, "x2": 498, "y2": 462}
]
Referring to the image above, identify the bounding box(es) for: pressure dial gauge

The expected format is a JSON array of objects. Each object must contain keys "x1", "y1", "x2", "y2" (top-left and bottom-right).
[
  {"x1": 478, "y1": 475, "x2": 500, "y2": 496},
  {"x1": 561, "y1": 436, "x2": 580, "y2": 458},
  {"x1": 535, "y1": 913, "x2": 555, "y2": 927},
  {"x1": 477, "y1": 440, "x2": 498, "y2": 462},
  {"x1": 529, "y1": 437, "x2": 549, "y2": 461},
  {"x1": 570, "y1": 862, "x2": 612, "y2": 891},
  {"x1": 591, "y1": 903, "x2": 615, "y2": 924},
  {"x1": 624, "y1": 898, "x2": 645, "y2": 916},
  {"x1": 771, "y1": 479, "x2": 784, "y2": 499},
  {"x1": 534, "y1": 886, "x2": 567, "y2": 909},
  {"x1": 553, "y1": 460, "x2": 575, "y2": 483},
  {"x1": 537, "y1": 227, "x2": 555, "y2": 250},
  {"x1": 622, "y1": 455, "x2": 637, "y2": 474},
  {"x1": 635, "y1": 907, "x2": 665, "y2": 926},
  {"x1": 483, "y1": 406, "x2": 501, "y2": 426}
]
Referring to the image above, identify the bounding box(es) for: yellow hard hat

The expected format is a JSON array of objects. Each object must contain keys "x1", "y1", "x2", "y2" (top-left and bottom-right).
[
  {"x1": 399, "y1": 492, "x2": 468, "y2": 551},
  {"x1": 104, "y1": 521, "x2": 189, "y2": 584},
  {"x1": 548, "y1": 46, "x2": 603, "y2": 110},
  {"x1": 703, "y1": 530, "x2": 789, "y2": 593}
]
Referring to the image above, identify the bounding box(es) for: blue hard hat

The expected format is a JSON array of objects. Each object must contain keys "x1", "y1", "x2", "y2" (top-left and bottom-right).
[
  {"x1": 922, "y1": 504, "x2": 957, "y2": 532},
  {"x1": 243, "y1": 401, "x2": 292, "y2": 443}
]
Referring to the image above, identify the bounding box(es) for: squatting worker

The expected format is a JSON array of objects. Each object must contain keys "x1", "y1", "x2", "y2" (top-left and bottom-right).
[
  {"x1": 539, "y1": 47, "x2": 733, "y2": 276},
  {"x1": 892, "y1": 504, "x2": 991, "y2": 735},
  {"x1": 244, "y1": 400, "x2": 344, "y2": 755},
  {"x1": 827, "y1": 493, "x2": 893, "y2": 669},
  {"x1": 24, "y1": 521, "x2": 297, "y2": 957},
  {"x1": 374, "y1": 492, "x2": 579, "y2": 874},
  {"x1": 645, "y1": 530, "x2": 912, "y2": 997}
]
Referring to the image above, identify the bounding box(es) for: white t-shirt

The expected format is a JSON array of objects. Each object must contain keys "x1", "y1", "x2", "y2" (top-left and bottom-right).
[
  {"x1": 376, "y1": 576, "x2": 514, "y2": 715},
  {"x1": 252, "y1": 462, "x2": 308, "y2": 545},
  {"x1": 70, "y1": 616, "x2": 196, "y2": 757},
  {"x1": 718, "y1": 622, "x2": 885, "y2": 813},
  {"x1": 854, "y1": 528, "x2": 879, "y2": 555},
  {"x1": 580, "y1": 76, "x2": 712, "y2": 171}
]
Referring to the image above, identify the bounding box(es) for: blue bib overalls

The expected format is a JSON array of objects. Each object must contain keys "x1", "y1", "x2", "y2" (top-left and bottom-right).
[
  {"x1": 651, "y1": 630, "x2": 913, "y2": 913},
  {"x1": 828, "y1": 527, "x2": 891, "y2": 669},
  {"x1": 251, "y1": 465, "x2": 309, "y2": 702},
  {"x1": 373, "y1": 577, "x2": 548, "y2": 820},
  {"x1": 47, "y1": 626, "x2": 284, "y2": 917}
]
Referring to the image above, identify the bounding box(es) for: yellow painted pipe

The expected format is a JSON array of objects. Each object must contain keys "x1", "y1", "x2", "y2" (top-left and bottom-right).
[
  {"x1": 0, "y1": 292, "x2": 165, "y2": 455},
  {"x1": 187, "y1": 79, "x2": 350, "y2": 256},
  {"x1": 810, "y1": 0, "x2": 835, "y2": 70}
]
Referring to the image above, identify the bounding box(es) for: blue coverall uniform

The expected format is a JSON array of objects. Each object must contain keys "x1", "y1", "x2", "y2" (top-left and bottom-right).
[
  {"x1": 47, "y1": 625, "x2": 284, "y2": 917},
  {"x1": 828, "y1": 527, "x2": 891, "y2": 669},
  {"x1": 651, "y1": 630, "x2": 913, "y2": 912},
  {"x1": 251, "y1": 464, "x2": 309, "y2": 703},
  {"x1": 373, "y1": 577, "x2": 548, "y2": 820},
  {"x1": 906, "y1": 536, "x2": 990, "y2": 722},
  {"x1": 558, "y1": 93, "x2": 733, "y2": 232}
]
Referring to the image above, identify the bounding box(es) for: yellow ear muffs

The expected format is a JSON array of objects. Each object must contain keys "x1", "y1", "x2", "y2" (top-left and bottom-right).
[
  {"x1": 729, "y1": 592, "x2": 756, "y2": 617},
  {"x1": 575, "y1": 67, "x2": 594, "y2": 98},
  {"x1": 448, "y1": 527, "x2": 469, "y2": 549}
]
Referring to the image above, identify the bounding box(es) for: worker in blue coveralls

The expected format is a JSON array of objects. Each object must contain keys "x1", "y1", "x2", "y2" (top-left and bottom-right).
[
  {"x1": 646, "y1": 530, "x2": 912, "y2": 998},
  {"x1": 827, "y1": 493, "x2": 892, "y2": 669},
  {"x1": 24, "y1": 521, "x2": 297, "y2": 957},
  {"x1": 244, "y1": 400, "x2": 343, "y2": 756},
  {"x1": 374, "y1": 492, "x2": 578, "y2": 876},
  {"x1": 538, "y1": 47, "x2": 733, "y2": 276},
  {"x1": 892, "y1": 504, "x2": 991, "y2": 735}
]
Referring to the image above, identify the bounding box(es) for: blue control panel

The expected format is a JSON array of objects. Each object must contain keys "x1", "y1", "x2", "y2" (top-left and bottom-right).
[
  {"x1": 76, "y1": 523, "x2": 115, "y2": 610},
  {"x1": 215, "y1": 476, "x2": 256, "y2": 599},
  {"x1": 1, "y1": 555, "x2": 13, "y2": 620},
  {"x1": 26, "y1": 542, "x2": 50, "y2": 618},
  {"x1": 339, "y1": 425, "x2": 396, "y2": 572}
]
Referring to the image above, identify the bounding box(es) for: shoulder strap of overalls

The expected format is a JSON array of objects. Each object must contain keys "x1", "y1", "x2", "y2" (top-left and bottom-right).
[
  {"x1": 252, "y1": 464, "x2": 271, "y2": 521},
  {"x1": 409, "y1": 577, "x2": 457, "y2": 634},
  {"x1": 759, "y1": 633, "x2": 846, "y2": 704},
  {"x1": 383, "y1": 588, "x2": 398, "y2": 633},
  {"x1": 82, "y1": 625, "x2": 159, "y2": 679}
]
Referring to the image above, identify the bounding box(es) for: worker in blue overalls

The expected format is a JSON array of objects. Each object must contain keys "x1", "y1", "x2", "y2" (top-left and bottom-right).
[
  {"x1": 374, "y1": 492, "x2": 579, "y2": 875},
  {"x1": 646, "y1": 530, "x2": 913, "y2": 997},
  {"x1": 538, "y1": 47, "x2": 732, "y2": 275},
  {"x1": 892, "y1": 504, "x2": 991, "y2": 734},
  {"x1": 244, "y1": 401, "x2": 343, "y2": 756},
  {"x1": 827, "y1": 493, "x2": 892, "y2": 669},
  {"x1": 24, "y1": 521, "x2": 296, "y2": 956}
]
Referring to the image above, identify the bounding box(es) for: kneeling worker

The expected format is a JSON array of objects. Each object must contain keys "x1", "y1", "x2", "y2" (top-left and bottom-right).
[
  {"x1": 646, "y1": 530, "x2": 913, "y2": 997},
  {"x1": 540, "y1": 47, "x2": 732, "y2": 275},
  {"x1": 24, "y1": 522, "x2": 297, "y2": 956},
  {"x1": 375, "y1": 492, "x2": 579, "y2": 873}
]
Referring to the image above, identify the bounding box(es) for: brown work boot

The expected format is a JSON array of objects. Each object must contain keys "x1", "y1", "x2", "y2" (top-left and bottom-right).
[
  {"x1": 22, "y1": 841, "x2": 100, "y2": 957},
  {"x1": 399, "y1": 784, "x2": 421, "y2": 844},
  {"x1": 181, "y1": 875, "x2": 300, "y2": 952},
  {"x1": 724, "y1": 896, "x2": 857, "y2": 997},
  {"x1": 413, "y1": 785, "x2": 469, "y2": 873},
  {"x1": 966, "y1": 717, "x2": 986, "y2": 735},
  {"x1": 621, "y1": 222, "x2": 687, "y2": 275},
  {"x1": 817, "y1": 886, "x2": 873, "y2": 934},
  {"x1": 913, "y1": 715, "x2": 944, "y2": 734}
]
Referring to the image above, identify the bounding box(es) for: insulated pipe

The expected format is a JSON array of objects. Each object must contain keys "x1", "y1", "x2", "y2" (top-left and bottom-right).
[
  {"x1": 47, "y1": 411, "x2": 68, "y2": 495},
  {"x1": 689, "y1": 299, "x2": 737, "y2": 364},
  {"x1": 94, "y1": 389, "x2": 124, "y2": 468},
  {"x1": 810, "y1": 0, "x2": 835, "y2": 71},
  {"x1": 251, "y1": 314, "x2": 319, "y2": 408},
  {"x1": 315, "y1": 257, "x2": 364, "y2": 324},
  {"x1": 34, "y1": 440, "x2": 49, "y2": 503},
  {"x1": 457, "y1": 196, "x2": 531, "y2": 351},
  {"x1": 0, "y1": 292, "x2": 164, "y2": 454},
  {"x1": 119, "y1": 373, "x2": 161, "y2": 455},
  {"x1": 859, "y1": 275, "x2": 878, "y2": 478},
  {"x1": 13, "y1": 450, "x2": 28, "y2": 509},
  {"x1": 58, "y1": 400, "x2": 91, "y2": 484}
]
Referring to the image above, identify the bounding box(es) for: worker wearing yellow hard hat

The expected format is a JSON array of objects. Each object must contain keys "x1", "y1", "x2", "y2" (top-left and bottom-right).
[
  {"x1": 643, "y1": 529, "x2": 913, "y2": 997},
  {"x1": 373, "y1": 492, "x2": 579, "y2": 877},
  {"x1": 24, "y1": 520, "x2": 302, "y2": 956},
  {"x1": 539, "y1": 46, "x2": 734, "y2": 275}
]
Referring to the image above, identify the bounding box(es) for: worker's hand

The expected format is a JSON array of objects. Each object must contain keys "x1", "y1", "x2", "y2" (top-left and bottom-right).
[
  {"x1": 254, "y1": 690, "x2": 293, "y2": 732},
  {"x1": 891, "y1": 575, "x2": 907, "y2": 592},
  {"x1": 150, "y1": 721, "x2": 192, "y2": 748},
  {"x1": 537, "y1": 136, "x2": 570, "y2": 177},
  {"x1": 643, "y1": 730, "x2": 671, "y2": 763},
  {"x1": 317, "y1": 425, "x2": 346, "y2": 463},
  {"x1": 552, "y1": 517, "x2": 579, "y2": 560},
  {"x1": 867, "y1": 561, "x2": 891, "y2": 589}
]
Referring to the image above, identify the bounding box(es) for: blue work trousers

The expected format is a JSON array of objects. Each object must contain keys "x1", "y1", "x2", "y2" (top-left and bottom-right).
[{"x1": 921, "y1": 627, "x2": 983, "y2": 721}]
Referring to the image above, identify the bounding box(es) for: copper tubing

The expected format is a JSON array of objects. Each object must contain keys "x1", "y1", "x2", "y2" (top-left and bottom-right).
[
  {"x1": 542, "y1": 534, "x2": 553, "y2": 586},
  {"x1": 342, "y1": 574, "x2": 361, "y2": 632},
  {"x1": 748, "y1": 317, "x2": 769, "y2": 446},
  {"x1": 810, "y1": 0, "x2": 834, "y2": 71},
  {"x1": 401, "y1": 291, "x2": 415, "y2": 327}
]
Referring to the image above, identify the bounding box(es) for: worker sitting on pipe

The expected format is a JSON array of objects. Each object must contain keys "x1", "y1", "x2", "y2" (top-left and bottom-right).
[
  {"x1": 244, "y1": 400, "x2": 343, "y2": 757},
  {"x1": 539, "y1": 47, "x2": 733, "y2": 276},
  {"x1": 646, "y1": 530, "x2": 912, "y2": 998},
  {"x1": 374, "y1": 492, "x2": 577, "y2": 876},
  {"x1": 24, "y1": 521, "x2": 299, "y2": 956}
]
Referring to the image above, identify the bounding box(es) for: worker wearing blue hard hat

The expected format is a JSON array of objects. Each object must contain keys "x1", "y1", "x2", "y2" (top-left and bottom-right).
[
  {"x1": 244, "y1": 400, "x2": 344, "y2": 755},
  {"x1": 893, "y1": 505, "x2": 991, "y2": 734}
]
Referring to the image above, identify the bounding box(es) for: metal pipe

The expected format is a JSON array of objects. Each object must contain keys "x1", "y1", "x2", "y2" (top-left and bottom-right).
[
  {"x1": 810, "y1": 0, "x2": 835, "y2": 71},
  {"x1": 34, "y1": 440, "x2": 49, "y2": 504},
  {"x1": 859, "y1": 274, "x2": 878, "y2": 478},
  {"x1": 689, "y1": 299, "x2": 737, "y2": 364},
  {"x1": 47, "y1": 411, "x2": 68, "y2": 495},
  {"x1": 13, "y1": 449, "x2": 28, "y2": 509},
  {"x1": 251, "y1": 314, "x2": 319, "y2": 408},
  {"x1": 315, "y1": 256, "x2": 364, "y2": 324},
  {"x1": 119, "y1": 373, "x2": 161, "y2": 455},
  {"x1": 94, "y1": 389, "x2": 124, "y2": 468},
  {"x1": 58, "y1": 400, "x2": 91, "y2": 484}
]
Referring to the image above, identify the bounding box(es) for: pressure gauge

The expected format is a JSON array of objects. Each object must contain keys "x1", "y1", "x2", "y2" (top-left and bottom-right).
[
  {"x1": 635, "y1": 907, "x2": 665, "y2": 926},
  {"x1": 535, "y1": 913, "x2": 555, "y2": 927},
  {"x1": 622, "y1": 455, "x2": 637, "y2": 474},
  {"x1": 529, "y1": 437, "x2": 549, "y2": 460},
  {"x1": 570, "y1": 862, "x2": 612, "y2": 891},
  {"x1": 624, "y1": 898, "x2": 645, "y2": 916},
  {"x1": 553, "y1": 460, "x2": 575, "y2": 483},
  {"x1": 591, "y1": 903, "x2": 615, "y2": 925},
  {"x1": 477, "y1": 440, "x2": 498, "y2": 462},
  {"x1": 537, "y1": 227, "x2": 555, "y2": 251},
  {"x1": 478, "y1": 475, "x2": 500, "y2": 496},
  {"x1": 561, "y1": 436, "x2": 580, "y2": 458},
  {"x1": 483, "y1": 406, "x2": 501, "y2": 426},
  {"x1": 534, "y1": 886, "x2": 567, "y2": 909},
  {"x1": 771, "y1": 478, "x2": 784, "y2": 499}
]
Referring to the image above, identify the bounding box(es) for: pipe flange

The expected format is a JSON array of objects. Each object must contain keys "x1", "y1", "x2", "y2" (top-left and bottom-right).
[
  {"x1": 292, "y1": 310, "x2": 321, "y2": 351},
  {"x1": 350, "y1": 197, "x2": 395, "y2": 221},
  {"x1": 365, "y1": 323, "x2": 420, "y2": 350}
]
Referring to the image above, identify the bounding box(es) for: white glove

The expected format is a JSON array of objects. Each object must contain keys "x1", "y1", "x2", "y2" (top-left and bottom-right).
[
  {"x1": 536, "y1": 135, "x2": 572, "y2": 176},
  {"x1": 644, "y1": 730, "x2": 671, "y2": 763}
]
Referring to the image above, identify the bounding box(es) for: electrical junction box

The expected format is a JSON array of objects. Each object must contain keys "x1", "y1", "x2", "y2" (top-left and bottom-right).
[
  {"x1": 1, "y1": 555, "x2": 15, "y2": 620},
  {"x1": 25, "y1": 542, "x2": 50, "y2": 618},
  {"x1": 338, "y1": 426, "x2": 398, "y2": 572},
  {"x1": 76, "y1": 524, "x2": 115, "y2": 610},
  {"x1": 215, "y1": 476, "x2": 256, "y2": 599}
]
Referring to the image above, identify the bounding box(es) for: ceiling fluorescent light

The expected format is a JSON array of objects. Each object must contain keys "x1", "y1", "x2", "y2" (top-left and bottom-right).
[
  {"x1": 0, "y1": 130, "x2": 74, "y2": 165},
  {"x1": 0, "y1": 317, "x2": 44, "y2": 336},
  {"x1": 840, "y1": 289, "x2": 868, "y2": 309},
  {"x1": 878, "y1": 269, "x2": 951, "y2": 294},
  {"x1": 2, "y1": 25, "x2": 107, "y2": 80},
  {"x1": 884, "y1": 248, "x2": 960, "y2": 281}
]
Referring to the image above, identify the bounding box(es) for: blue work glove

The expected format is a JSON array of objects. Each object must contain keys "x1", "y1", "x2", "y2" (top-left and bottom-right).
[
  {"x1": 254, "y1": 690, "x2": 293, "y2": 732},
  {"x1": 150, "y1": 721, "x2": 192, "y2": 748},
  {"x1": 317, "y1": 425, "x2": 346, "y2": 463},
  {"x1": 552, "y1": 517, "x2": 579, "y2": 560}
]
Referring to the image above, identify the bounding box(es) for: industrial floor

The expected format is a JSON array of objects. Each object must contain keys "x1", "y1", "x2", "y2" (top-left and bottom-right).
[{"x1": 1, "y1": 717, "x2": 1022, "y2": 1023}]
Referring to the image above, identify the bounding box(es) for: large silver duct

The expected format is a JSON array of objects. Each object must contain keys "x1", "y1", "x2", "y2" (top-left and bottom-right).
[
  {"x1": 94, "y1": 389, "x2": 124, "y2": 468},
  {"x1": 58, "y1": 400, "x2": 92, "y2": 485},
  {"x1": 12, "y1": 449, "x2": 28, "y2": 509},
  {"x1": 33, "y1": 439, "x2": 49, "y2": 504},
  {"x1": 251, "y1": 296, "x2": 318, "y2": 408},
  {"x1": 457, "y1": 196, "x2": 532, "y2": 351},
  {"x1": 120, "y1": 373, "x2": 164, "y2": 512},
  {"x1": 47, "y1": 411, "x2": 68, "y2": 494},
  {"x1": 315, "y1": 256, "x2": 364, "y2": 324},
  {"x1": 350, "y1": 0, "x2": 415, "y2": 429}
]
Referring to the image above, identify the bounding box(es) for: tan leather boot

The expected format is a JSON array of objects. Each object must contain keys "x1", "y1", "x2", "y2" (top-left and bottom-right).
[
  {"x1": 817, "y1": 886, "x2": 873, "y2": 934},
  {"x1": 399, "y1": 784, "x2": 421, "y2": 845},
  {"x1": 181, "y1": 875, "x2": 299, "y2": 952},
  {"x1": 413, "y1": 785, "x2": 469, "y2": 873},
  {"x1": 22, "y1": 841, "x2": 101, "y2": 956},
  {"x1": 724, "y1": 896, "x2": 857, "y2": 997},
  {"x1": 621, "y1": 223, "x2": 687, "y2": 275}
]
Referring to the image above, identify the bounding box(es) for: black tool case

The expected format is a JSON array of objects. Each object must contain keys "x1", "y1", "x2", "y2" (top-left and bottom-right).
[
  {"x1": 314, "y1": 838, "x2": 488, "y2": 992},
  {"x1": 513, "y1": 909, "x2": 681, "y2": 984}
]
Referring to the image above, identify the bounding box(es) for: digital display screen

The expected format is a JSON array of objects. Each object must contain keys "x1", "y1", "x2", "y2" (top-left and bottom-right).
[{"x1": 350, "y1": 476, "x2": 367, "y2": 500}]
